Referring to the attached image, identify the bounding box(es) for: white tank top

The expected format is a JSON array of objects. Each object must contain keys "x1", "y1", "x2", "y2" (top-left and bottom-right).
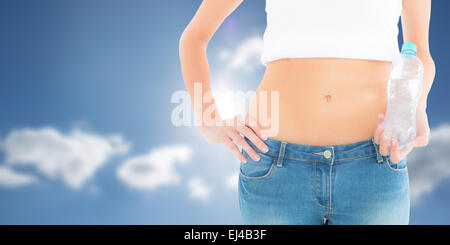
[{"x1": 261, "y1": 0, "x2": 403, "y2": 65}]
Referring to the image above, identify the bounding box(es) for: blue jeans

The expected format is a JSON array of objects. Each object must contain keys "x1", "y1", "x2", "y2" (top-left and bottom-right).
[{"x1": 238, "y1": 136, "x2": 410, "y2": 225}]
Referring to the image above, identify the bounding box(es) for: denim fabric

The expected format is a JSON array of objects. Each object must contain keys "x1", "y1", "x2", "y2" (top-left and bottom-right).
[{"x1": 238, "y1": 136, "x2": 410, "y2": 225}]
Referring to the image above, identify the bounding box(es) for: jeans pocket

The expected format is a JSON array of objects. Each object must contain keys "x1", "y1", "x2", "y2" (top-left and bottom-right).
[
  {"x1": 383, "y1": 154, "x2": 408, "y2": 173},
  {"x1": 239, "y1": 149, "x2": 276, "y2": 181}
]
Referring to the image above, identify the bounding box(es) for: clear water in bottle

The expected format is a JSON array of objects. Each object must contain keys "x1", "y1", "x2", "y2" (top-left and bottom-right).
[{"x1": 382, "y1": 42, "x2": 423, "y2": 149}]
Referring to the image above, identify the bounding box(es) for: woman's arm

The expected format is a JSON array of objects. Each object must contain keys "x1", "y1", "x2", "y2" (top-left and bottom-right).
[
  {"x1": 179, "y1": 0, "x2": 268, "y2": 163},
  {"x1": 401, "y1": 0, "x2": 436, "y2": 110},
  {"x1": 373, "y1": 0, "x2": 434, "y2": 162},
  {"x1": 179, "y1": 0, "x2": 242, "y2": 121}
]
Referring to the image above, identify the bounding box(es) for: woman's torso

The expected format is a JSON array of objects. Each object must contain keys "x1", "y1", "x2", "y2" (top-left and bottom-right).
[
  {"x1": 247, "y1": 58, "x2": 392, "y2": 145},
  {"x1": 244, "y1": 0, "x2": 402, "y2": 145}
]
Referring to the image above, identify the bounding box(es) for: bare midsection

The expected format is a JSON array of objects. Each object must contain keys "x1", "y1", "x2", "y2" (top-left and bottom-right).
[{"x1": 247, "y1": 58, "x2": 392, "y2": 145}]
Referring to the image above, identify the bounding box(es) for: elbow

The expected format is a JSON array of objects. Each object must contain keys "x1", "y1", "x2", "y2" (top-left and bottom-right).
[
  {"x1": 418, "y1": 51, "x2": 436, "y2": 72},
  {"x1": 426, "y1": 56, "x2": 436, "y2": 77},
  {"x1": 418, "y1": 50, "x2": 435, "y2": 65},
  {"x1": 179, "y1": 28, "x2": 208, "y2": 54},
  {"x1": 179, "y1": 31, "x2": 188, "y2": 55},
  {"x1": 178, "y1": 31, "x2": 191, "y2": 62}
]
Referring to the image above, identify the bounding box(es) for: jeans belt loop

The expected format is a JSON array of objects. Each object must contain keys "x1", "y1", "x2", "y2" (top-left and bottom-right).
[
  {"x1": 276, "y1": 141, "x2": 287, "y2": 167},
  {"x1": 371, "y1": 137, "x2": 384, "y2": 163}
]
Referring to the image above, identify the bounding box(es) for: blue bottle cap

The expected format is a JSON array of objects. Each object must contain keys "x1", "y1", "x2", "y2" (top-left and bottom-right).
[{"x1": 401, "y1": 42, "x2": 417, "y2": 56}]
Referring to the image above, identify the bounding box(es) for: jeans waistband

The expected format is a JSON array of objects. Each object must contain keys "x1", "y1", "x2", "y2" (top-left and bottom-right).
[{"x1": 248, "y1": 136, "x2": 385, "y2": 166}]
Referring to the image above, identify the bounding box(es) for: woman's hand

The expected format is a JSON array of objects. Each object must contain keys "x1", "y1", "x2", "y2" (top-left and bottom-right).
[
  {"x1": 373, "y1": 109, "x2": 430, "y2": 163},
  {"x1": 199, "y1": 114, "x2": 269, "y2": 163}
]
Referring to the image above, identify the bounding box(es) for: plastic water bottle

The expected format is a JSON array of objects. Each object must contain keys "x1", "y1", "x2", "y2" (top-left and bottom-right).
[{"x1": 382, "y1": 42, "x2": 423, "y2": 149}]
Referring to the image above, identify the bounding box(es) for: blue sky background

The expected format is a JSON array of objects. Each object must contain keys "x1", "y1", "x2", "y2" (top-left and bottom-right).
[{"x1": 0, "y1": 0, "x2": 449, "y2": 224}]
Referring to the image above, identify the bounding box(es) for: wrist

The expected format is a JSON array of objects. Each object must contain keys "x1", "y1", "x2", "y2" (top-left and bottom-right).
[{"x1": 194, "y1": 108, "x2": 223, "y2": 128}]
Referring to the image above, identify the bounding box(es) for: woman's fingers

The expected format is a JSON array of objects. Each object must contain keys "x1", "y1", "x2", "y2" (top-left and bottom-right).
[
  {"x1": 399, "y1": 143, "x2": 414, "y2": 158},
  {"x1": 379, "y1": 113, "x2": 385, "y2": 122},
  {"x1": 228, "y1": 130, "x2": 260, "y2": 162},
  {"x1": 410, "y1": 135, "x2": 428, "y2": 148},
  {"x1": 379, "y1": 134, "x2": 390, "y2": 156},
  {"x1": 390, "y1": 138, "x2": 406, "y2": 163},
  {"x1": 389, "y1": 138, "x2": 414, "y2": 163},
  {"x1": 389, "y1": 138, "x2": 400, "y2": 163},
  {"x1": 236, "y1": 125, "x2": 269, "y2": 153},
  {"x1": 223, "y1": 137, "x2": 247, "y2": 163},
  {"x1": 245, "y1": 115, "x2": 268, "y2": 141},
  {"x1": 374, "y1": 125, "x2": 384, "y2": 145},
  {"x1": 410, "y1": 138, "x2": 420, "y2": 148},
  {"x1": 373, "y1": 113, "x2": 385, "y2": 144}
]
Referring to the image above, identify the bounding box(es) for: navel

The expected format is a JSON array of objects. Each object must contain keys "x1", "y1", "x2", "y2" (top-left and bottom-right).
[{"x1": 324, "y1": 94, "x2": 332, "y2": 102}]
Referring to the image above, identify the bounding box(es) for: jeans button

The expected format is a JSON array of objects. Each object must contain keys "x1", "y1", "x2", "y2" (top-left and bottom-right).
[{"x1": 324, "y1": 150, "x2": 332, "y2": 159}]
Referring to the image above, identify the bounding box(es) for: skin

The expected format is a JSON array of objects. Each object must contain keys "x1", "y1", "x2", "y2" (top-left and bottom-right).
[
  {"x1": 374, "y1": 0, "x2": 434, "y2": 163},
  {"x1": 179, "y1": 0, "x2": 435, "y2": 164}
]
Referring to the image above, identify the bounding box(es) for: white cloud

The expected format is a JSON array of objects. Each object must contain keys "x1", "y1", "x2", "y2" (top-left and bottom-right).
[
  {"x1": 226, "y1": 171, "x2": 238, "y2": 190},
  {"x1": 218, "y1": 50, "x2": 232, "y2": 61},
  {"x1": 187, "y1": 176, "x2": 211, "y2": 202},
  {"x1": 408, "y1": 124, "x2": 450, "y2": 204},
  {"x1": 1, "y1": 127, "x2": 130, "y2": 189},
  {"x1": 220, "y1": 36, "x2": 263, "y2": 72},
  {"x1": 117, "y1": 145, "x2": 192, "y2": 190},
  {"x1": 0, "y1": 166, "x2": 38, "y2": 187}
]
